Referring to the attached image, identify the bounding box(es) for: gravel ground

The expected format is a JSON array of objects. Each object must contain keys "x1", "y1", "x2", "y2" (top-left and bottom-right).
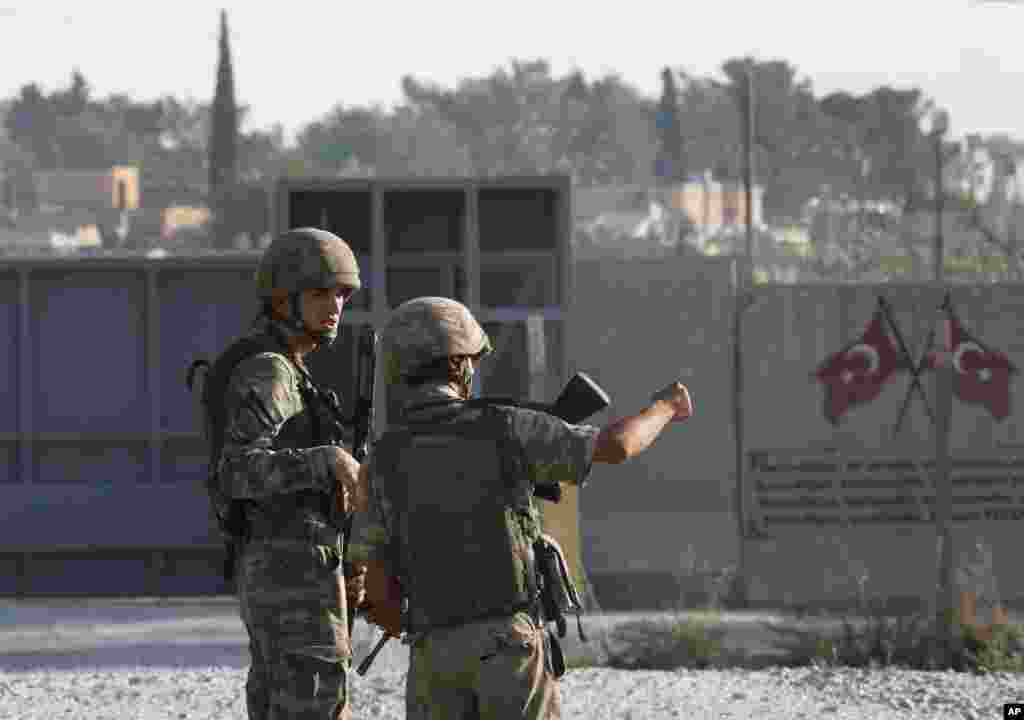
[
  {"x1": 1, "y1": 664, "x2": 1020, "y2": 720},
  {"x1": 0, "y1": 601, "x2": 1020, "y2": 719}
]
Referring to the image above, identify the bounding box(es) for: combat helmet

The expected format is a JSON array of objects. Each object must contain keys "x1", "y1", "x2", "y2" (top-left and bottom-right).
[
  {"x1": 255, "y1": 227, "x2": 361, "y2": 344},
  {"x1": 380, "y1": 296, "x2": 492, "y2": 385}
]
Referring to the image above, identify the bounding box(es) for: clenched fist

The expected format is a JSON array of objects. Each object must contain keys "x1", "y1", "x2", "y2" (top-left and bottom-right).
[
  {"x1": 329, "y1": 446, "x2": 365, "y2": 514},
  {"x1": 344, "y1": 562, "x2": 367, "y2": 609},
  {"x1": 652, "y1": 381, "x2": 693, "y2": 422}
]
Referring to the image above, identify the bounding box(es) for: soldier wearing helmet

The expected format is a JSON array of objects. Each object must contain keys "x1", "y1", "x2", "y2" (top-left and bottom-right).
[
  {"x1": 351, "y1": 296, "x2": 693, "y2": 719},
  {"x1": 209, "y1": 228, "x2": 367, "y2": 720}
]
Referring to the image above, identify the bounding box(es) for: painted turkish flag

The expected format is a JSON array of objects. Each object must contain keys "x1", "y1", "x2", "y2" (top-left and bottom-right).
[
  {"x1": 815, "y1": 306, "x2": 907, "y2": 424},
  {"x1": 923, "y1": 309, "x2": 1018, "y2": 421}
]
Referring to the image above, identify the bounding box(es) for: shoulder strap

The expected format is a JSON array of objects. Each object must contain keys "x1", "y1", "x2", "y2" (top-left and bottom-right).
[{"x1": 196, "y1": 334, "x2": 290, "y2": 472}]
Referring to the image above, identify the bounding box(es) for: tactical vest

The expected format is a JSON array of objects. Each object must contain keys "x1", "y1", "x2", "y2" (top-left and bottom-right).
[
  {"x1": 191, "y1": 329, "x2": 345, "y2": 546},
  {"x1": 372, "y1": 403, "x2": 541, "y2": 633}
]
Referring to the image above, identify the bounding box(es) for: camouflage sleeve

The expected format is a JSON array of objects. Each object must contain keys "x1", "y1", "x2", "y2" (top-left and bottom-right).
[
  {"x1": 348, "y1": 454, "x2": 396, "y2": 566},
  {"x1": 216, "y1": 352, "x2": 336, "y2": 500},
  {"x1": 511, "y1": 408, "x2": 601, "y2": 488}
]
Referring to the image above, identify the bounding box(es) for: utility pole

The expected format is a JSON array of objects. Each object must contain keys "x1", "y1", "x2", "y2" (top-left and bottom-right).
[
  {"x1": 742, "y1": 65, "x2": 756, "y2": 264},
  {"x1": 925, "y1": 109, "x2": 956, "y2": 665},
  {"x1": 731, "y1": 62, "x2": 756, "y2": 606}
]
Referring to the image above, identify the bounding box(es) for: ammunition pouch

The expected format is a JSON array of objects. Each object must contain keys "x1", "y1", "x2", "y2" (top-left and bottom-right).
[{"x1": 534, "y1": 533, "x2": 587, "y2": 642}]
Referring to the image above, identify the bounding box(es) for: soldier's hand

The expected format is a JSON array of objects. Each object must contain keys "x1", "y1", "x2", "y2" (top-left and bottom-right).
[
  {"x1": 363, "y1": 558, "x2": 403, "y2": 637},
  {"x1": 345, "y1": 563, "x2": 367, "y2": 609},
  {"x1": 329, "y1": 446, "x2": 364, "y2": 513},
  {"x1": 651, "y1": 381, "x2": 693, "y2": 422}
]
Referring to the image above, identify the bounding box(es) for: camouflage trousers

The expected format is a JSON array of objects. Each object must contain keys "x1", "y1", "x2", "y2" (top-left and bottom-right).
[
  {"x1": 406, "y1": 611, "x2": 561, "y2": 719},
  {"x1": 237, "y1": 541, "x2": 352, "y2": 720}
]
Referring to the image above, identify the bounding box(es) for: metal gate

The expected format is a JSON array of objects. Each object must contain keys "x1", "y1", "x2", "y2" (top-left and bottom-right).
[{"x1": 1, "y1": 175, "x2": 573, "y2": 596}]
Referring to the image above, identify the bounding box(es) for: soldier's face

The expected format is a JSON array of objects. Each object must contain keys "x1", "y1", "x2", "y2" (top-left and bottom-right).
[{"x1": 301, "y1": 286, "x2": 354, "y2": 334}]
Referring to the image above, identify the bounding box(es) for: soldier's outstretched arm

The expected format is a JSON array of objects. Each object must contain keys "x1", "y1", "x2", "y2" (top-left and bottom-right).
[
  {"x1": 217, "y1": 352, "x2": 344, "y2": 500},
  {"x1": 592, "y1": 381, "x2": 693, "y2": 465}
]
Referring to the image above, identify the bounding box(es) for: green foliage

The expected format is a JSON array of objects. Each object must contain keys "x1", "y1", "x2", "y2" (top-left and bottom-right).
[
  {"x1": 396, "y1": 60, "x2": 656, "y2": 186},
  {"x1": 764, "y1": 539, "x2": 1022, "y2": 673},
  {"x1": 766, "y1": 609, "x2": 1024, "y2": 673},
  {"x1": 601, "y1": 615, "x2": 726, "y2": 670},
  {"x1": 766, "y1": 607, "x2": 940, "y2": 669},
  {"x1": 969, "y1": 623, "x2": 1024, "y2": 673}
]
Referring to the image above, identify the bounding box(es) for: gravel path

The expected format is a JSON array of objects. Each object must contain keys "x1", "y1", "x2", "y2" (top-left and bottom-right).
[
  {"x1": 0, "y1": 601, "x2": 1020, "y2": 719},
  {"x1": 1, "y1": 663, "x2": 1020, "y2": 719}
]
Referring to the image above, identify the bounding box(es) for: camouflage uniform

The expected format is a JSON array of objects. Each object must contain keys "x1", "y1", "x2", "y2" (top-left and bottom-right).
[
  {"x1": 218, "y1": 315, "x2": 352, "y2": 720},
  {"x1": 350, "y1": 297, "x2": 600, "y2": 720},
  {"x1": 213, "y1": 228, "x2": 362, "y2": 720}
]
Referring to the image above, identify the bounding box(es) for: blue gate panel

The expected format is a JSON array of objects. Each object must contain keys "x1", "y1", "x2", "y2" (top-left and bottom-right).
[
  {"x1": 32, "y1": 271, "x2": 146, "y2": 432},
  {"x1": 35, "y1": 443, "x2": 148, "y2": 485},
  {"x1": 20, "y1": 554, "x2": 154, "y2": 595},
  {"x1": 156, "y1": 552, "x2": 225, "y2": 595},
  {"x1": 0, "y1": 557, "x2": 17, "y2": 593},
  {"x1": 159, "y1": 268, "x2": 256, "y2": 434},
  {"x1": 0, "y1": 272, "x2": 17, "y2": 433},
  {"x1": 2, "y1": 553, "x2": 225, "y2": 596},
  {"x1": 2, "y1": 485, "x2": 217, "y2": 546},
  {"x1": 0, "y1": 444, "x2": 16, "y2": 485},
  {"x1": 160, "y1": 437, "x2": 213, "y2": 500}
]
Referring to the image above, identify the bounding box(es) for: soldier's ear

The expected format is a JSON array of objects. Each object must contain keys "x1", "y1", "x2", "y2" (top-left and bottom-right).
[{"x1": 269, "y1": 290, "x2": 290, "y2": 319}]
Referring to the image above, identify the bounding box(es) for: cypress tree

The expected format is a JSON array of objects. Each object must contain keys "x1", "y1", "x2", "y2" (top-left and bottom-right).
[
  {"x1": 209, "y1": 9, "x2": 238, "y2": 247},
  {"x1": 655, "y1": 67, "x2": 686, "y2": 184}
]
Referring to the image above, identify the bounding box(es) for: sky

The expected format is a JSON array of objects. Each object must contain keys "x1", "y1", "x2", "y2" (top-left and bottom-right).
[{"x1": 2, "y1": 0, "x2": 1023, "y2": 145}]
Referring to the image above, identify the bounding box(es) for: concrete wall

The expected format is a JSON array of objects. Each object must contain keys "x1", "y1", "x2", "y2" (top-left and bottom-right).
[
  {"x1": 569, "y1": 256, "x2": 740, "y2": 609},
  {"x1": 740, "y1": 283, "x2": 1024, "y2": 609},
  {"x1": 568, "y1": 270, "x2": 1024, "y2": 610}
]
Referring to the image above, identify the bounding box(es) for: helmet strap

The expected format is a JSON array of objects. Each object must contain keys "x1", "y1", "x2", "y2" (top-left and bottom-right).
[
  {"x1": 289, "y1": 291, "x2": 339, "y2": 349},
  {"x1": 455, "y1": 357, "x2": 475, "y2": 399},
  {"x1": 286, "y1": 292, "x2": 307, "y2": 334}
]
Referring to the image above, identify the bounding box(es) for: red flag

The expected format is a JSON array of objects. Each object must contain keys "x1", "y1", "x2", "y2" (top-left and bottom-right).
[
  {"x1": 815, "y1": 306, "x2": 907, "y2": 424},
  {"x1": 922, "y1": 305, "x2": 1018, "y2": 421}
]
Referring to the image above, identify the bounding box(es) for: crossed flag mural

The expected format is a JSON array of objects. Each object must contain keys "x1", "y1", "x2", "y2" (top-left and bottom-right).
[{"x1": 814, "y1": 295, "x2": 1018, "y2": 426}]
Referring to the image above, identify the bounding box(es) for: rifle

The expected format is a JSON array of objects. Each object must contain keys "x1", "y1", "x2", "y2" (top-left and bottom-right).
[
  {"x1": 344, "y1": 327, "x2": 377, "y2": 642},
  {"x1": 355, "y1": 370, "x2": 610, "y2": 675},
  {"x1": 350, "y1": 327, "x2": 377, "y2": 464}
]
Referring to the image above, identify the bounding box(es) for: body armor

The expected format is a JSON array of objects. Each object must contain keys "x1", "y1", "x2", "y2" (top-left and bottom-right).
[{"x1": 371, "y1": 404, "x2": 540, "y2": 633}]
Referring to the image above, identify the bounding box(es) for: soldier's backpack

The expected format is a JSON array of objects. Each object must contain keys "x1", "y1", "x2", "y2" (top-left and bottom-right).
[{"x1": 186, "y1": 335, "x2": 287, "y2": 581}]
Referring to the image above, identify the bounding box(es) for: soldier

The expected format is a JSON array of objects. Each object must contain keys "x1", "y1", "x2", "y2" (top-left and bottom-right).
[
  {"x1": 211, "y1": 228, "x2": 367, "y2": 720},
  {"x1": 352, "y1": 296, "x2": 693, "y2": 719}
]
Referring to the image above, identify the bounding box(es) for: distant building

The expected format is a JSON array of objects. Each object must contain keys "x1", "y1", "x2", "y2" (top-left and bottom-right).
[
  {"x1": 572, "y1": 175, "x2": 766, "y2": 259},
  {"x1": 34, "y1": 166, "x2": 140, "y2": 211},
  {"x1": 0, "y1": 166, "x2": 141, "y2": 254},
  {"x1": 665, "y1": 171, "x2": 765, "y2": 249}
]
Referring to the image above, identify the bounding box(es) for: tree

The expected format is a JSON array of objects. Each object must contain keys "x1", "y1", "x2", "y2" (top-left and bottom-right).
[
  {"x1": 721, "y1": 57, "x2": 832, "y2": 221},
  {"x1": 402, "y1": 59, "x2": 562, "y2": 176},
  {"x1": 956, "y1": 134, "x2": 1024, "y2": 279},
  {"x1": 858, "y1": 86, "x2": 930, "y2": 211},
  {"x1": 209, "y1": 9, "x2": 239, "y2": 247},
  {"x1": 51, "y1": 69, "x2": 90, "y2": 118},
  {"x1": 654, "y1": 67, "x2": 686, "y2": 184},
  {"x1": 0, "y1": 136, "x2": 38, "y2": 213},
  {"x1": 398, "y1": 61, "x2": 658, "y2": 186},
  {"x1": 377, "y1": 106, "x2": 472, "y2": 177},
  {"x1": 5, "y1": 83, "x2": 58, "y2": 169},
  {"x1": 239, "y1": 124, "x2": 290, "y2": 181},
  {"x1": 295, "y1": 105, "x2": 387, "y2": 174}
]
